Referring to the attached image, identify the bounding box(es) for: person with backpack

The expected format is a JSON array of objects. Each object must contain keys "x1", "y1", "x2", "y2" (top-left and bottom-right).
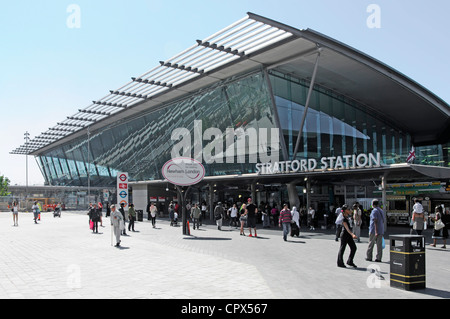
[
  {"x1": 214, "y1": 202, "x2": 224, "y2": 230},
  {"x1": 128, "y1": 203, "x2": 136, "y2": 232}
]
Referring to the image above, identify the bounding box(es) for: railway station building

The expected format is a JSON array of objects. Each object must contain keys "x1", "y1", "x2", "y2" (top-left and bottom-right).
[{"x1": 11, "y1": 13, "x2": 450, "y2": 224}]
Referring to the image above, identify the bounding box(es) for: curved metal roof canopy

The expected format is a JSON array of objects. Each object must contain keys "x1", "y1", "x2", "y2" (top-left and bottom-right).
[{"x1": 10, "y1": 12, "x2": 450, "y2": 155}]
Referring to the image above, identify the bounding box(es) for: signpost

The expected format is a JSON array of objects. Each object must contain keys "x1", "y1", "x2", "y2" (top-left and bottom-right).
[
  {"x1": 117, "y1": 172, "x2": 129, "y2": 208},
  {"x1": 162, "y1": 158, "x2": 205, "y2": 235}
]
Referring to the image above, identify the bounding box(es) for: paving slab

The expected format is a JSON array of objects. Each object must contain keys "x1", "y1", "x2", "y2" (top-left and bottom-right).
[{"x1": 0, "y1": 211, "x2": 449, "y2": 300}]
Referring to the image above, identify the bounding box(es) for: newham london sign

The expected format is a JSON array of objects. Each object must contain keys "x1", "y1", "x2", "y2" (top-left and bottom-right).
[{"x1": 162, "y1": 157, "x2": 206, "y2": 186}]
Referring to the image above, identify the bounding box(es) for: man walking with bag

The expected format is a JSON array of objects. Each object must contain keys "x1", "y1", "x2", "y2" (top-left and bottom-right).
[{"x1": 366, "y1": 199, "x2": 385, "y2": 262}]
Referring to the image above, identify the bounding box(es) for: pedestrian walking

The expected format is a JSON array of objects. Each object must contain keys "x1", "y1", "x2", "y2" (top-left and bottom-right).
[
  {"x1": 431, "y1": 205, "x2": 447, "y2": 248},
  {"x1": 352, "y1": 203, "x2": 362, "y2": 243},
  {"x1": 228, "y1": 203, "x2": 239, "y2": 228},
  {"x1": 214, "y1": 202, "x2": 224, "y2": 230},
  {"x1": 11, "y1": 201, "x2": 19, "y2": 226},
  {"x1": 190, "y1": 203, "x2": 202, "y2": 230},
  {"x1": 411, "y1": 199, "x2": 425, "y2": 235},
  {"x1": 55, "y1": 202, "x2": 62, "y2": 217},
  {"x1": 169, "y1": 204, "x2": 175, "y2": 226},
  {"x1": 279, "y1": 204, "x2": 292, "y2": 241},
  {"x1": 291, "y1": 206, "x2": 300, "y2": 229},
  {"x1": 366, "y1": 199, "x2": 385, "y2": 262},
  {"x1": 200, "y1": 202, "x2": 207, "y2": 226},
  {"x1": 106, "y1": 202, "x2": 111, "y2": 217},
  {"x1": 110, "y1": 204, "x2": 123, "y2": 247},
  {"x1": 89, "y1": 204, "x2": 100, "y2": 233},
  {"x1": 128, "y1": 204, "x2": 136, "y2": 232},
  {"x1": 98, "y1": 202, "x2": 103, "y2": 226},
  {"x1": 334, "y1": 205, "x2": 343, "y2": 240},
  {"x1": 32, "y1": 201, "x2": 40, "y2": 224},
  {"x1": 246, "y1": 198, "x2": 258, "y2": 237},
  {"x1": 271, "y1": 204, "x2": 279, "y2": 227},
  {"x1": 239, "y1": 204, "x2": 247, "y2": 236},
  {"x1": 119, "y1": 203, "x2": 127, "y2": 236},
  {"x1": 262, "y1": 203, "x2": 271, "y2": 228},
  {"x1": 337, "y1": 204, "x2": 358, "y2": 268},
  {"x1": 149, "y1": 202, "x2": 158, "y2": 228},
  {"x1": 308, "y1": 206, "x2": 315, "y2": 230}
]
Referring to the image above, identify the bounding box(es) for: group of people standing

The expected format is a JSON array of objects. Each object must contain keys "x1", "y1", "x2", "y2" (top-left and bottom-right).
[
  {"x1": 88, "y1": 202, "x2": 143, "y2": 248},
  {"x1": 213, "y1": 198, "x2": 260, "y2": 237}
]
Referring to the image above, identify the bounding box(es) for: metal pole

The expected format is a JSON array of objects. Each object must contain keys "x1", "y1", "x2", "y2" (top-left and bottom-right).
[
  {"x1": 381, "y1": 174, "x2": 387, "y2": 231},
  {"x1": 292, "y1": 51, "x2": 321, "y2": 159},
  {"x1": 87, "y1": 127, "x2": 91, "y2": 205},
  {"x1": 24, "y1": 132, "x2": 30, "y2": 211},
  {"x1": 176, "y1": 185, "x2": 192, "y2": 235}
]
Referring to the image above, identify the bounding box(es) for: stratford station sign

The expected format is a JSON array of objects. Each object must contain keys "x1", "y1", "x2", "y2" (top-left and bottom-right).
[{"x1": 256, "y1": 152, "x2": 382, "y2": 175}]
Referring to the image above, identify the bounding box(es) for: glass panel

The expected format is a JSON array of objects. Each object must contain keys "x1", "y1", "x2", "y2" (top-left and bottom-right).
[
  {"x1": 269, "y1": 70, "x2": 410, "y2": 165},
  {"x1": 38, "y1": 69, "x2": 278, "y2": 186}
]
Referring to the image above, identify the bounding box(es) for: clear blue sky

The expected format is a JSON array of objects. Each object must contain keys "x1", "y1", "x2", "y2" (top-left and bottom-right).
[{"x1": 1, "y1": 0, "x2": 449, "y2": 185}]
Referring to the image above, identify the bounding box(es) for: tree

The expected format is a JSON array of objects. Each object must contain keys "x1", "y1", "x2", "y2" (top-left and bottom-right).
[{"x1": 0, "y1": 175, "x2": 11, "y2": 196}]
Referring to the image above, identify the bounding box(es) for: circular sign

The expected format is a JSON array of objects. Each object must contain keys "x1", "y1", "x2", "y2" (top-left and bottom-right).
[
  {"x1": 119, "y1": 174, "x2": 128, "y2": 182},
  {"x1": 119, "y1": 191, "x2": 128, "y2": 198},
  {"x1": 162, "y1": 157, "x2": 205, "y2": 186}
]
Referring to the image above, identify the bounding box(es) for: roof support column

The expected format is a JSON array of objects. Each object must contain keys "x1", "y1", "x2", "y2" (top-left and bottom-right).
[
  {"x1": 381, "y1": 173, "x2": 388, "y2": 231},
  {"x1": 292, "y1": 51, "x2": 321, "y2": 160}
]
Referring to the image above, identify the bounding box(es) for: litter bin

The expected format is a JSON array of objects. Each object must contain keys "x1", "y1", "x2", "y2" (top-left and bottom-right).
[
  {"x1": 136, "y1": 210, "x2": 143, "y2": 222},
  {"x1": 390, "y1": 234, "x2": 425, "y2": 291}
]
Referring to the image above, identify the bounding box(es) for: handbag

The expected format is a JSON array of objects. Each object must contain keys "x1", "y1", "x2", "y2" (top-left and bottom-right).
[
  {"x1": 89, "y1": 220, "x2": 94, "y2": 230},
  {"x1": 435, "y1": 219, "x2": 445, "y2": 231}
]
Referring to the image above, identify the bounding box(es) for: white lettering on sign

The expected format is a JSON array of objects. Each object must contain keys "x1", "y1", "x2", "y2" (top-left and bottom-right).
[
  {"x1": 162, "y1": 157, "x2": 205, "y2": 186},
  {"x1": 256, "y1": 153, "x2": 381, "y2": 175}
]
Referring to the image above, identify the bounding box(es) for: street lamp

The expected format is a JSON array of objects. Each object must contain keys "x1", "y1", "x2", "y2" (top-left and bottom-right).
[
  {"x1": 87, "y1": 127, "x2": 91, "y2": 207},
  {"x1": 24, "y1": 131, "x2": 30, "y2": 211}
]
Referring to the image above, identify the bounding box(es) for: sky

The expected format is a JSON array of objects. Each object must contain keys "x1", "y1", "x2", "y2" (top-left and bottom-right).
[{"x1": 1, "y1": 0, "x2": 449, "y2": 186}]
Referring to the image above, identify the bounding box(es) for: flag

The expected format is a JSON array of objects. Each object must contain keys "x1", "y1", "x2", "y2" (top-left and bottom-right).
[{"x1": 406, "y1": 146, "x2": 415, "y2": 163}]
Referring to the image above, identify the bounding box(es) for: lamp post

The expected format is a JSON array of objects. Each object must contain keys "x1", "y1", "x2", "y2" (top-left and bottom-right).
[
  {"x1": 87, "y1": 126, "x2": 91, "y2": 206},
  {"x1": 24, "y1": 131, "x2": 30, "y2": 211}
]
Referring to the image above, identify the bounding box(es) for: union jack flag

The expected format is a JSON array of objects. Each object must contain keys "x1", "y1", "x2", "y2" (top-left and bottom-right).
[{"x1": 406, "y1": 146, "x2": 415, "y2": 163}]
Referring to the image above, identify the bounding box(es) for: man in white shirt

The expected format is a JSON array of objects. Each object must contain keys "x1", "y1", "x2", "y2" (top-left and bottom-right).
[{"x1": 308, "y1": 207, "x2": 315, "y2": 230}]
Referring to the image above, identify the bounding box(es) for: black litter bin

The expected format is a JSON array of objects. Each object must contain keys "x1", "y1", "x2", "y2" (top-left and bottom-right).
[
  {"x1": 390, "y1": 234, "x2": 425, "y2": 291},
  {"x1": 136, "y1": 210, "x2": 143, "y2": 222}
]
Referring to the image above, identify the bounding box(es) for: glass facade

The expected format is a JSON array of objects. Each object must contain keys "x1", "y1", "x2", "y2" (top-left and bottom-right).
[
  {"x1": 36, "y1": 67, "x2": 450, "y2": 187},
  {"x1": 269, "y1": 70, "x2": 412, "y2": 164},
  {"x1": 38, "y1": 70, "x2": 279, "y2": 186}
]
